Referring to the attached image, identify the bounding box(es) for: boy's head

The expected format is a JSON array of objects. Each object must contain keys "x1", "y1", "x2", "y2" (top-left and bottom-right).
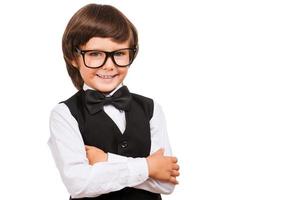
[{"x1": 62, "y1": 4, "x2": 138, "y2": 92}]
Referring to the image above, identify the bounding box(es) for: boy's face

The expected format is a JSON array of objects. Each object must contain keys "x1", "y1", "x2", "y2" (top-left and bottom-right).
[{"x1": 72, "y1": 37, "x2": 130, "y2": 93}]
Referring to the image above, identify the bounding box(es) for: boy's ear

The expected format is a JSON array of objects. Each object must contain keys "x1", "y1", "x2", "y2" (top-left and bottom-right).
[{"x1": 71, "y1": 60, "x2": 79, "y2": 68}]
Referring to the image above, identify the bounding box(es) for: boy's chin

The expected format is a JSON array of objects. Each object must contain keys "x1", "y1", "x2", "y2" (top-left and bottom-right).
[{"x1": 94, "y1": 84, "x2": 120, "y2": 94}]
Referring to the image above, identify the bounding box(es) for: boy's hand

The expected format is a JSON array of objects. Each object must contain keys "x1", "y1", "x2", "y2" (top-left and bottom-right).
[
  {"x1": 85, "y1": 145, "x2": 108, "y2": 165},
  {"x1": 146, "y1": 148, "x2": 180, "y2": 185}
]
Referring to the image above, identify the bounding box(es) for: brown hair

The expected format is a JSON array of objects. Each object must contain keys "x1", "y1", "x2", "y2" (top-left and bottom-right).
[{"x1": 62, "y1": 4, "x2": 138, "y2": 90}]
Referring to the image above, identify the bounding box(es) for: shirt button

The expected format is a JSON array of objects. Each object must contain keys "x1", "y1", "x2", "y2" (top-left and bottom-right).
[{"x1": 120, "y1": 141, "x2": 128, "y2": 148}]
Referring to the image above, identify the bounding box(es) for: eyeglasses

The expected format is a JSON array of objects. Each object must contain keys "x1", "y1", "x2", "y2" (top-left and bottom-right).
[{"x1": 76, "y1": 48, "x2": 137, "y2": 68}]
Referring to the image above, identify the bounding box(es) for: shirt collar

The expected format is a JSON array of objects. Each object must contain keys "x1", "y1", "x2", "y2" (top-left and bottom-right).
[{"x1": 83, "y1": 83, "x2": 124, "y2": 97}]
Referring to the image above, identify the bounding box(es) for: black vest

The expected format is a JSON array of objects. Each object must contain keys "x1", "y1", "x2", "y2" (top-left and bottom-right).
[{"x1": 63, "y1": 90, "x2": 162, "y2": 200}]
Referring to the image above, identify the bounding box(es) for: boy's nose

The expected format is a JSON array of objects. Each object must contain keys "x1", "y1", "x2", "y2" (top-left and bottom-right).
[{"x1": 102, "y1": 57, "x2": 116, "y2": 70}]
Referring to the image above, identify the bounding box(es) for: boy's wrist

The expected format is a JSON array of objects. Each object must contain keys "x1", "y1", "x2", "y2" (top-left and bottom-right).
[{"x1": 146, "y1": 157, "x2": 153, "y2": 178}]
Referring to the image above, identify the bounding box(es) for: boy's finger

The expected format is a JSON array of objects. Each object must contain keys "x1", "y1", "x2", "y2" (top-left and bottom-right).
[
  {"x1": 171, "y1": 170, "x2": 180, "y2": 177},
  {"x1": 169, "y1": 176, "x2": 179, "y2": 185},
  {"x1": 172, "y1": 164, "x2": 180, "y2": 170},
  {"x1": 171, "y1": 157, "x2": 178, "y2": 163}
]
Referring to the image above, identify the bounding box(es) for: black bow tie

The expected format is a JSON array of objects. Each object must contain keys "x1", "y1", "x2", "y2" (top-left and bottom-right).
[{"x1": 84, "y1": 86, "x2": 132, "y2": 115}]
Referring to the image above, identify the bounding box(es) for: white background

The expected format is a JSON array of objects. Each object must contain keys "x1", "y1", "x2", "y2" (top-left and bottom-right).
[{"x1": 0, "y1": 0, "x2": 299, "y2": 199}]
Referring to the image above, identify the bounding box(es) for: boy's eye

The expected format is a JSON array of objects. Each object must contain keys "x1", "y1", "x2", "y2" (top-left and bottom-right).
[
  {"x1": 114, "y1": 51, "x2": 127, "y2": 57},
  {"x1": 86, "y1": 51, "x2": 104, "y2": 57}
]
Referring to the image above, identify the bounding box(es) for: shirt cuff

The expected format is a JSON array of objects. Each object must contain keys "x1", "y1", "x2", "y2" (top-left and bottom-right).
[
  {"x1": 127, "y1": 157, "x2": 149, "y2": 185},
  {"x1": 107, "y1": 153, "x2": 149, "y2": 186}
]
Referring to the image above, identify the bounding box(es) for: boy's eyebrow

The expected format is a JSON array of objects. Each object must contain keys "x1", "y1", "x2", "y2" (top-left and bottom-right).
[
  {"x1": 80, "y1": 48, "x2": 132, "y2": 52},
  {"x1": 80, "y1": 48, "x2": 105, "y2": 51}
]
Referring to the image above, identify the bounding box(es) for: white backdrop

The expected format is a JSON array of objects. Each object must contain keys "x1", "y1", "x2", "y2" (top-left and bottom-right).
[{"x1": 0, "y1": 0, "x2": 299, "y2": 199}]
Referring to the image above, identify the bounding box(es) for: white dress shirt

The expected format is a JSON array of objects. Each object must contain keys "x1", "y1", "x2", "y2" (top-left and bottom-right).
[{"x1": 48, "y1": 84, "x2": 175, "y2": 198}]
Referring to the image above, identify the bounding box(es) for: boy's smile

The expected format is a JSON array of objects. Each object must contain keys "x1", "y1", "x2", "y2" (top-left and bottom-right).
[
  {"x1": 72, "y1": 37, "x2": 130, "y2": 93},
  {"x1": 96, "y1": 74, "x2": 118, "y2": 79}
]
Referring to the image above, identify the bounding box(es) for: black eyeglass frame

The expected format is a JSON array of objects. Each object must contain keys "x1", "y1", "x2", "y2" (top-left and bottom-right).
[{"x1": 76, "y1": 47, "x2": 138, "y2": 69}]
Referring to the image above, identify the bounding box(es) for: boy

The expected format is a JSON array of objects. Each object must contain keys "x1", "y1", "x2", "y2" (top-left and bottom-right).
[{"x1": 48, "y1": 4, "x2": 180, "y2": 200}]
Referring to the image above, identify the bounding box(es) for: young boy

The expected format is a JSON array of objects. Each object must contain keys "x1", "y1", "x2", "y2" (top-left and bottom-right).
[{"x1": 48, "y1": 4, "x2": 180, "y2": 200}]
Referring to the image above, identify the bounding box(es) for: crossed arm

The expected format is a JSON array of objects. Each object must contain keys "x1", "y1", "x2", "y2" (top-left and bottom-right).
[{"x1": 85, "y1": 145, "x2": 180, "y2": 184}]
